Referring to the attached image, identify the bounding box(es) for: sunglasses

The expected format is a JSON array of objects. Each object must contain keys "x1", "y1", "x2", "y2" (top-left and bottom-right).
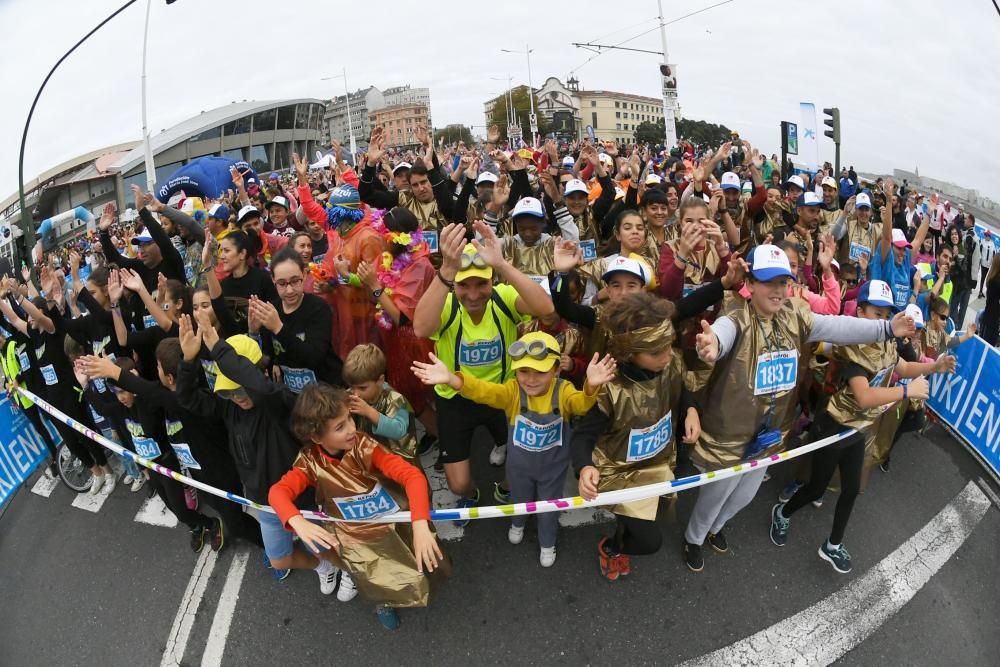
[
  {"x1": 459, "y1": 252, "x2": 488, "y2": 270},
  {"x1": 934, "y1": 312, "x2": 948, "y2": 321},
  {"x1": 508, "y1": 339, "x2": 559, "y2": 361},
  {"x1": 217, "y1": 388, "x2": 249, "y2": 401}
]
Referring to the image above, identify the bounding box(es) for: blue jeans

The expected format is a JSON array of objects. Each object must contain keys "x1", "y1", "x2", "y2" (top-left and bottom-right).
[
  {"x1": 104, "y1": 429, "x2": 142, "y2": 479},
  {"x1": 257, "y1": 510, "x2": 295, "y2": 561},
  {"x1": 952, "y1": 289, "x2": 971, "y2": 329}
]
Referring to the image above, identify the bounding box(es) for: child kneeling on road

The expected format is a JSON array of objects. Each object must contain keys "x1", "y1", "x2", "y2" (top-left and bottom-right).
[
  {"x1": 268, "y1": 383, "x2": 447, "y2": 630},
  {"x1": 412, "y1": 332, "x2": 616, "y2": 567}
]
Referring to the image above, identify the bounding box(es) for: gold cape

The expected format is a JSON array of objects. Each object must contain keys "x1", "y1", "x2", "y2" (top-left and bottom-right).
[
  {"x1": 354, "y1": 386, "x2": 419, "y2": 463},
  {"x1": 826, "y1": 339, "x2": 898, "y2": 432}
]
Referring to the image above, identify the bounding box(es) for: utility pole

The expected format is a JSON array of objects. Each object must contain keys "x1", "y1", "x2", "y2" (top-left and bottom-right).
[{"x1": 657, "y1": 0, "x2": 678, "y2": 149}]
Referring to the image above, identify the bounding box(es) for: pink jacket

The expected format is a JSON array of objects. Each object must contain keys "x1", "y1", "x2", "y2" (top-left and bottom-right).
[{"x1": 737, "y1": 270, "x2": 842, "y2": 314}]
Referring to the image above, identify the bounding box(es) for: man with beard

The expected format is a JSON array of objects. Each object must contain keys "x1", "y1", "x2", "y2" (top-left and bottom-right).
[{"x1": 819, "y1": 176, "x2": 841, "y2": 236}]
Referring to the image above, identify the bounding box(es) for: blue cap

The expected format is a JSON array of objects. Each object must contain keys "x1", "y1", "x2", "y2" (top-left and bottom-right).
[
  {"x1": 857, "y1": 279, "x2": 895, "y2": 309},
  {"x1": 208, "y1": 203, "x2": 230, "y2": 221},
  {"x1": 268, "y1": 172, "x2": 280, "y2": 181},
  {"x1": 329, "y1": 184, "x2": 361, "y2": 210}
]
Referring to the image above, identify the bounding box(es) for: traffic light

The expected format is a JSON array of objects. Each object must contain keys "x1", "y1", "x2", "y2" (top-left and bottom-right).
[{"x1": 823, "y1": 107, "x2": 840, "y2": 144}]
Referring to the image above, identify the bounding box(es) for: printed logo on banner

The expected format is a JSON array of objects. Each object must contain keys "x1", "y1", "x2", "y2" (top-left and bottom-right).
[{"x1": 927, "y1": 336, "x2": 1000, "y2": 479}]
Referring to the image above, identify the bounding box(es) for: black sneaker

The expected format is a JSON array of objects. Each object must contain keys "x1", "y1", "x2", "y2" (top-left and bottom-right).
[
  {"x1": 683, "y1": 541, "x2": 704, "y2": 573},
  {"x1": 770, "y1": 503, "x2": 790, "y2": 547},
  {"x1": 707, "y1": 530, "x2": 728, "y2": 553},
  {"x1": 879, "y1": 458, "x2": 890, "y2": 473},
  {"x1": 818, "y1": 542, "x2": 852, "y2": 574},
  {"x1": 208, "y1": 517, "x2": 225, "y2": 552},
  {"x1": 417, "y1": 434, "x2": 437, "y2": 456},
  {"x1": 189, "y1": 526, "x2": 206, "y2": 553}
]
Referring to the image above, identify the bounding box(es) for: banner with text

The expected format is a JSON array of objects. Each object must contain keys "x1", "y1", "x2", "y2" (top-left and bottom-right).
[
  {"x1": 927, "y1": 335, "x2": 1000, "y2": 480},
  {"x1": 0, "y1": 397, "x2": 53, "y2": 506}
]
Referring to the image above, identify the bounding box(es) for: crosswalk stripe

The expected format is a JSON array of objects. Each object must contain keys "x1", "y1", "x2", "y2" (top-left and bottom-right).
[
  {"x1": 135, "y1": 494, "x2": 179, "y2": 528},
  {"x1": 71, "y1": 489, "x2": 110, "y2": 513},
  {"x1": 30, "y1": 472, "x2": 59, "y2": 498}
]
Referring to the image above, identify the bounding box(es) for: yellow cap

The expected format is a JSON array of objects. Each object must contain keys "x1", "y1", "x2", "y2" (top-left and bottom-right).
[
  {"x1": 626, "y1": 253, "x2": 658, "y2": 292},
  {"x1": 510, "y1": 331, "x2": 561, "y2": 373},
  {"x1": 213, "y1": 334, "x2": 263, "y2": 393},
  {"x1": 455, "y1": 243, "x2": 493, "y2": 283}
]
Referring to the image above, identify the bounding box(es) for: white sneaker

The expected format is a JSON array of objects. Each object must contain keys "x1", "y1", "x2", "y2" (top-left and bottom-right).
[
  {"x1": 316, "y1": 560, "x2": 338, "y2": 595},
  {"x1": 89, "y1": 473, "x2": 106, "y2": 495},
  {"x1": 489, "y1": 443, "x2": 507, "y2": 466},
  {"x1": 122, "y1": 475, "x2": 135, "y2": 486},
  {"x1": 508, "y1": 525, "x2": 525, "y2": 545},
  {"x1": 130, "y1": 477, "x2": 146, "y2": 493},
  {"x1": 539, "y1": 546, "x2": 557, "y2": 568},
  {"x1": 101, "y1": 472, "x2": 117, "y2": 495},
  {"x1": 336, "y1": 570, "x2": 358, "y2": 602}
]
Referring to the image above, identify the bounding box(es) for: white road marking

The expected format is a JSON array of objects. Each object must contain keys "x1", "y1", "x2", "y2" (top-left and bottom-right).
[
  {"x1": 70, "y1": 488, "x2": 110, "y2": 513},
  {"x1": 680, "y1": 481, "x2": 993, "y2": 667},
  {"x1": 30, "y1": 472, "x2": 59, "y2": 498},
  {"x1": 135, "y1": 494, "x2": 179, "y2": 528},
  {"x1": 200, "y1": 548, "x2": 250, "y2": 667},
  {"x1": 160, "y1": 547, "x2": 218, "y2": 667}
]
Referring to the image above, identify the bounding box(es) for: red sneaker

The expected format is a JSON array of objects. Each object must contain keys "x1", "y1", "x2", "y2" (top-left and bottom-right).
[
  {"x1": 616, "y1": 553, "x2": 631, "y2": 576},
  {"x1": 598, "y1": 537, "x2": 621, "y2": 581}
]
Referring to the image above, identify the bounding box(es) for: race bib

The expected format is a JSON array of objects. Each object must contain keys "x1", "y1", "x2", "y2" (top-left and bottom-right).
[
  {"x1": 459, "y1": 335, "x2": 503, "y2": 367},
  {"x1": 170, "y1": 442, "x2": 201, "y2": 470},
  {"x1": 869, "y1": 366, "x2": 892, "y2": 388},
  {"x1": 580, "y1": 239, "x2": 598, "y2": 262},
  {"x1": 848, "y1": 242, "x2": 871, "y2": 262},
  {"x1": 333, "y1": 482, "x2": 400, "y2": 521},
  {"x1": 16, "y1": 348, "x2": 29, "y2": 371},
  {"x1": 527, "y1": 275, "x2": 551, "y2": 295},
  {"x1": 280, "y1": 366, "x2": 317, "y2": 393},
  {"x1": 40, "y1": 364, "x2": 58, "y2": 386},
  {"x1": 512, "y1": 415, "x2": 563, "y2": 452},
  {"x1": 143, "y1": 314, "x2": 157, "y2": 330},
  {"x1": 132, "y1": 436, "x2": 161, "y2": 459},
  {"x1": 893, "y1": 283, "x2": 909, "y2": 309},
  {"x1": 627, "y1": 410, "x2": 672, "y2": 462},
  {"x1": 424, "y1": 230, "x2": 439, "y2": 253},
  {"x1": 682, "y1": 283, "x2": 696, "y2": 297},
  {"x1": 754, "y1": 350, "x2": 797, "y2": 395},
  {"x1": 185, "y1": 264, "x2": 195, "y2": 283},
  {"x1": 91, "y1": 377, "x2": 107, "y2": 393},
  {"x1": 89, "y1": 404, "x2": 106, "y2": 427}
]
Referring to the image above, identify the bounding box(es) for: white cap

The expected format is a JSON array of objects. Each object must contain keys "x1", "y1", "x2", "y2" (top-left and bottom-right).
[
  {"x1": 749, "y1": 244, "x2": 796, "y2": 281},
  {"x1": 821, "y1": 176, "x2": 838, "y2": 190},
  {"x1": 475, "y1": 172, "x2": 499, "y2": 185},
  {"x1": 614, "y1": 187, "x2": 626, "y2": 201},
  {"x1": 904, "y1": 303, "x2": 925, "y2": 329},
  {"x1": 601, "y1": 255, "x2": 648, "y2": 286},
  {"x1": 855, "y1": 192, "x2": 873, "y2": 209},
  {"x1": 391, "y1": 161, "x2": 412, "y2": 174},
  {"x1": 598, "y1": 152, "x2": 614, "y2": 166},
  {"x1": 798, "y1": 191, "x2": 822, "y2": 207},
  {"x1": 720, "y1": 172, "x2": 741, "y2": 191},
  {"x1": 237, "y1": 205, "x2": 260, "y2": 224},
  {"x1": 563, "y1": 178, "x2": 589, "y2": 196},
  {"x1": 859, "y1": 279, "x2": 895, "y2": 308},
  {"x1": 561, "y1": 155, "x2": 576, "y2": 167},
  {"x1": 644, "y1": 173, "x2": 663, "y2": 185},
  {"x1": 267, "y1": 195, "x2": 289, "y2": 210},
  {"x1": 208, "y1": 203, "x2": 229, "y2": 219},
  {"x1": 511, "y1": 197, "x2": 545, "y2": 220},
  {"x1": 891, "y1": 228, "x2": 911, "y2": 248},
  {"x1": 830, "y1": 258, "x2": 840, "y2": 272},
  {"x1": 785, "y1": 175, "x2": 805, "y2": 190}
]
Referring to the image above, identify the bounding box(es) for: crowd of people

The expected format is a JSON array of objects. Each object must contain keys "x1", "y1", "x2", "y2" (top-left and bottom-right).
[{"x1": 2, "y1": 121, "x2": 995, "y2": 630}]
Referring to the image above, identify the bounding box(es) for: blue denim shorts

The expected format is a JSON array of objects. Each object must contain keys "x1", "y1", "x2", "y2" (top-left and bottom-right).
[{"x1": 257, "y1": 510, "x2": 294, "y2": 561}]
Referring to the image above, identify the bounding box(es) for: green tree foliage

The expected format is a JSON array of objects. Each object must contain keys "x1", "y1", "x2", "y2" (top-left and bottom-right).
[
  {"x1": 488, "y1": 87, "x2": 550, "y2": 142},
  {"x1": 434, "y1": 124, "x2": 474, "y2": 146},
  {"x1": 632, "y1": 117, "x2": 733, "y2": 147}
]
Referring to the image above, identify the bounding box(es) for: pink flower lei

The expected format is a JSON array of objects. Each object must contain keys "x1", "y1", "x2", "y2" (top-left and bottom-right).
[{"x1": 369, "y1": 210, "x2": 429, "y2": 329}]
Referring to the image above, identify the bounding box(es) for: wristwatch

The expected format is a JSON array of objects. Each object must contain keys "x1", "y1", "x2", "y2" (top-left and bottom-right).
[{"x1": 371, "y1": 288, "x2": 384, "y2": 299}]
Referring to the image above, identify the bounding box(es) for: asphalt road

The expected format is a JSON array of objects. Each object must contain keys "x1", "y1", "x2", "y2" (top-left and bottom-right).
[{"x1": 1, "y1": 421, "x2": 997, "y2": 666}]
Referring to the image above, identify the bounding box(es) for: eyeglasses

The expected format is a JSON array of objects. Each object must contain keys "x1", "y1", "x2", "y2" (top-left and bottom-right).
[
  {"x1": 217, "y1": 388, "x2": 249, "y2": 401},
  {"x1": 508, "y1": 339, "x2": 559, "y2": 361},
  {"x1": 275, "y1": 277, "x2": 303, "y2": 290},
  {"x1": 459, "y1": 252, "x2": 488, "y2": 270}
]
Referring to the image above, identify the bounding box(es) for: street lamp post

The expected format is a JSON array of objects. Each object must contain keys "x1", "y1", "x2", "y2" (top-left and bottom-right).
[
  {"x1": 501, "y1": 45, "x2": 536, "y2": 147},
  {"x1": 488, "y1": 74, "x2": 515, "y2": 135},
  {"x1": 140, "y1": 0, "x2": 157, "y2": 192},
  {"x1": 16, "y1": 0, "x2": 176, "y2": 262},
  {"x1": 657, "y1": 0, "x2": 678, "y2": 149},
  {"x1": 321, "y1": 68, "x2": 357, "y2": 158}
]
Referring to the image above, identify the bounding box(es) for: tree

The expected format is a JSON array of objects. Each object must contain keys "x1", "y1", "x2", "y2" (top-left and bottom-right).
[
  {"x1": 488, "y1": 86, "x2": 549, "y2": 143},
  {"x1": 632, "y1": 117, "x2": 734, "y2": 148},
  {"x1": 434, "y1": 124, "x2": 474, "y2": 146}
]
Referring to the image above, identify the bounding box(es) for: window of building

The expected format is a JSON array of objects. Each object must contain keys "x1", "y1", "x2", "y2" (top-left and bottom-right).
[
  {"x1": 223, "y1": 117, "x2": 250, "y2": 136},
  {"x1": 272, "y1": 142, "x2": 291, "y2": 171},
  {"x1": 615, "y1": 101, "x2": 620, "y2": 108},
  {"x1": 616, "y1": 123, "x2": 621, "y2": 130},
  {"x1": 122, "y1": 172, "x2": 147, "y2": 199},
  {"x1": 592, "y1": 112, "x2": 598, "y2": 129},
  {"x1": 221, "y1": 148, "x2": 245, "y2": 162},
  {"x1": 312, "y1": 104, "x2": 325, "y2": 131},
  {"x1": 189, "y1": 126, "x2": 221, "y2": 142},
  {"x1": 276, "y1": 105, "x2": 296, "y2": 130},
  {"x1": 591, "y1": 100, "x2": 596, "y2": 107},
  {"x1": 252, "y1": 108, "x2": 276, "y2": 133},
  {"x1": 295, "y1": 104, "x2": 311, "y2": 130},
  {"x1": 615, "y1": 111, "x2": 620, "y2": 118},
  {"x1": 249, "y1": 144, "x2": 270, "y2": 172},
  {"x1": 154, "y1": 160, "x2": 183, "y2": 188}
]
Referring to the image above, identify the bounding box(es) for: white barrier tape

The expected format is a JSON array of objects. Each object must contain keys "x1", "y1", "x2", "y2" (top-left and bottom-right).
[{"x1": 18, "y1": 385, "x2": 854, "y2": 523}]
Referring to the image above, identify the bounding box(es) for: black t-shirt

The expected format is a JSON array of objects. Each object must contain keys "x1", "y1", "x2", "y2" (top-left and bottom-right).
[
  {"x1": 269, "y1": 293, "x2": 340, "y2": 386},
  {"x1": 221, "y1": 267, "x2": 279, "y2": 329}
]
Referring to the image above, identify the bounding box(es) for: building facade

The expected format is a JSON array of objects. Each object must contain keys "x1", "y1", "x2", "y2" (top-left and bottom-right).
[
  {"x1": 369, "y1": 103, "x2": 430, "y2": 150},
  {"x1": 323, "y1": 84, "x2": 433, "y2": 152},
  {"x1": 534, "y1": 76, "x2": 581, "y2": 142},
  {"x1": 483, "y1": 85, "x2": 530, "y2": 134},
  {"x1": 383, "y1": 85, "x2": 432, "y2": 127}
]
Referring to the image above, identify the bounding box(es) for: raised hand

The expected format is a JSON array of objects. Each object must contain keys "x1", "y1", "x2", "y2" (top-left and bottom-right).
[
  {"x1": 585, "y1": 353, "x2": 617, "y2": 388},
  {"x1": 538, "y1": 170, "x2": 561, "y2": 204},
  {"x1": 108, "y1": 269, "x2": 124, "y2": 303},
  {"x1": 487, "y1": 124, "x2": 500, "y2": 144},
  {"x1": 356, "y1": 261, "x2": 379, "y2": 290},
  {"x1": 292, "y1": 152, "x2": 308, "y2": 184},
  {"x1": 248, "y1": 295, "x2": 282, "y2": 333},
  {"x1": 818, "y1": 233, "x2": 835, "y2": 272},
  {"x1": 695, "y1": 319, "x2": 719, "y2": 363},
  {"x1": 77, "y1": 354, "x2": 118, "y2": 380},
  {"x1": 471, "y1": 220, "x2": 505, "y2": 267},
  {"x1": 553, "y1": 238, "x2": 582, "y2": 272},
  {"x1": 411, "y1": 352, "x2": 453, "y2": 386},
  {"x1": 367, "y1": 129, "x2": 385, "y2": 163},
  {"x1": 492, "y1": 174, "x2": 511, "y2": 209},
  {"x1": 438, "y1": 223, "x2": 467, "y2": 279},
  {"x1": 99, "y1": 202, "x2": 116, "y2": 231},
  {"x1": 178, "y1": 314, "x2": 203, "y2": 361},
  {"x1": 120, "y1": 268, "x2": 145, "y2": 294},
  {"x1": 890, "y1": 311, "x2": 916, "y2": 339},
  {"x1": 721, "y1": 252, "x2": 748, "y2": 289}
]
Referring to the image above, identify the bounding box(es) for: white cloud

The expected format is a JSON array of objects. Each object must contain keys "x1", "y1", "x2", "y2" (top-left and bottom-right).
[{"x1": 2, "y1": 0, "x2": 998, "y2": 201}]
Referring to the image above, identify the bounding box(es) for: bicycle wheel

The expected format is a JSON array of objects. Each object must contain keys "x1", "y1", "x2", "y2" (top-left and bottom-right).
[{"x1": 57, "y1": 443, "x2": 93, "y2": 493}]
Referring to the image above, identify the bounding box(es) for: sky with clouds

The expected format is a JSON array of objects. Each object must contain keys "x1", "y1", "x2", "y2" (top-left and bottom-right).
[{"x1": 1, "y1": 0, "x2": 998, "y2": 201}]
